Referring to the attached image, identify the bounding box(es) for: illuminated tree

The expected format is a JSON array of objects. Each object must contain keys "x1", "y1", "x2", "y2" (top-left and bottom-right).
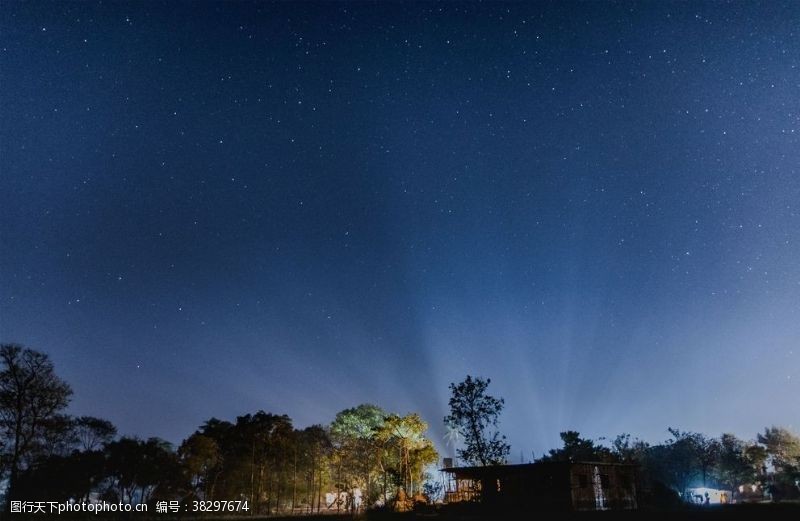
[
  {"x1": 758, "y1": 426, "x2": 800, "y2": 472},
  {"x1": 758, "y1": 426, "x2": 800, "y2": 498},
  {"x1": 376, "y1": 413, "x2": 438, "y2": 496},
  {"x1": 296, "y1": 425, "x2": 331, "y2": 513},
  {"x1": 444, "y1": 375, "x2": 509, "y2": 466},
  {"x1": 330, "y1": 404, "x2": 385, "y2": 511}
]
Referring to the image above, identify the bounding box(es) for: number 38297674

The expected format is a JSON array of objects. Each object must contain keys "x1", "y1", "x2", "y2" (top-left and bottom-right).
[{"x1": 191, "y1": 500, "x2": 249, "y2": 512}]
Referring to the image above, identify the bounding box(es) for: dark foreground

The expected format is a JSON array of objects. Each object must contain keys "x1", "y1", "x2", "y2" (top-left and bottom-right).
[
  {"x1": 4, "y1": 503, "x2": 800, "y2": 521},
  {"x1": 407, "y1": 502, "x2": 800, "y2": 520}
]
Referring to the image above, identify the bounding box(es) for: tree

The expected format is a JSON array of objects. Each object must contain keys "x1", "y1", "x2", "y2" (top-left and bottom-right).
[
  {"x1": 375, "y1": 413, "x2": 438, "y2": 498},
  {"x1": 0, "y1": 344, "x2": 72, "y2": 506},
  {"x1": 443, "y1": 375, "x2": 509, "y2": 466},
  {"x1": 540, "y1": 431, "x2": 613, "y2": 462},
  {"x1": 646, "y1": 428, "x2": 719, "y2": 497},
  {"x1": 330, "y1": 404, "x2": 385, "y2": 511},
  {"x1": 691, "y1": 432, "x2": 720, "y2": 488},
  {"x1": 758, "y1": 426, "x2": 800, "y2": 473},
  {"x1": 38, "y1": 414, "x2": 78, "y2": 458},
  {"x1": 296, "y1": 425, "x2": 331, "y2": 514},
  {"x1": 610, "y1": 433, "x2": 649, "y2": 463},
  {"x1": 715, "y1": 433, "x2": 762, "y2": 495},
  {"x1": 104, "y1": 437, "x2": 184, "y2": 504},
  {"x1": 179, "y1": 433, "x2": 221, "y2": 500},
  {"x1": 184, "y1": 412, "x2": 318, "y2": 514},
  {"x1": 229, "y1": 411, "x2": 293, "y2": 513},
  {"x1": 758, "y1": 426, "x2": 800, "y2": 498},
  {"x1": 331, "y1": 404, "x2": 385, "y2": 440},
  {"x1": 74, "y1": 416, "x2": 117, "y2": 451},
  {"x1": 647, "y1": 431, "x2": 693, "y2": 497},
  {"x1": 14, "y1": 451, "x2": 101, "y2": 502}
]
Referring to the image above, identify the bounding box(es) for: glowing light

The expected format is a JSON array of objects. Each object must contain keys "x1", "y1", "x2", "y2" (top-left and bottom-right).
[{"x1": 686, "y1": 487, "x2": 731, "y2": 505}]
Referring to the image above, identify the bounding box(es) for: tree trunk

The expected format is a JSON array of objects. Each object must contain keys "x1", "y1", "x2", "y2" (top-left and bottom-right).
[
  {"x1": 292, "y1": 450, "x2": 297, "y2": 512},
  {"x1": 308, "y1": 456, "x2": 315, "y2": 514},
  {"x1": 250, "y1": 441, "x2": 256, "y2": 512},
  {"x1": 5, "y1": 404, "x2": 24, "y2": 510},
  {"x1": 316, "y1": 467, "x2": 323, "y2": 513}
]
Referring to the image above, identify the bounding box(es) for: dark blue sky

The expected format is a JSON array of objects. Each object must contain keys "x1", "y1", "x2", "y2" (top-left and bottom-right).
[{"x1": 1, "y1": 1, "x2": 798, "y2": 457}]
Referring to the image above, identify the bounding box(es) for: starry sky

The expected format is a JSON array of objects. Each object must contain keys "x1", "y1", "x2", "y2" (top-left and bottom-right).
[{"x1": 1, "y1": 2, "x2": 799, "y2": 458}]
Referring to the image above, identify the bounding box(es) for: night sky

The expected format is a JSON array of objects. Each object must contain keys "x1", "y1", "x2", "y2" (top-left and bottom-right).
[{"x1": 1, "y1": 2, "x2": 799, "y2": 459}]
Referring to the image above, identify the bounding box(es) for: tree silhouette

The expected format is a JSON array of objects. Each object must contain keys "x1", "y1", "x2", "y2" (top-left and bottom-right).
[
  {"x1": 0, "y1": 344, "x2": 72, "y2": 507},
  {"x1": 179, "y1": 433, "x2": 221, "y2": 500},
  {"x1": 74, "y1": 416, "x2": 117, "y2": 452},
  {"x1": 104, "y1": 437, "x2": 183, "y2": 504},
  {"x1": 715, "y1": 433, "x2": 762, "y2": 495},
  {"x1": 444, "y1": 375, "x2": 509, "y2": 466},
  {"x1": 540, "y1": 431, "x2": 613, "y2": 462}
]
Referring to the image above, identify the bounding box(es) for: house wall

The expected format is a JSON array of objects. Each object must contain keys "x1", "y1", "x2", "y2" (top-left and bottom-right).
[
  {"x1": 569, "y1": 463, "x2": 637, "y2": 511},
  {"x1": 444, "y1": 478, "x2": 480, "y2": 503},
  {"x1": 443, "y1": 463, "x2": 638, "y2": 512}
]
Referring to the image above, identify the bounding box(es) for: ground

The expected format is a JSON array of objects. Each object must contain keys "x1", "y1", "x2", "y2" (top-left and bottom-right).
[{"x1": 5, "y1": 503, "x2": 800, "y2": 520}]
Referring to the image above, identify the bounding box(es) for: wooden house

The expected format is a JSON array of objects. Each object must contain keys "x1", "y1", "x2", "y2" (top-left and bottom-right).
[{"x1": 442, "y1": 461, "x2": 638, "y2": 511}]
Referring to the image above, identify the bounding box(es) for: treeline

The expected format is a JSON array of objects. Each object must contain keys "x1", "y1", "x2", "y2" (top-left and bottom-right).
[
  {"x1": 0, "y1": 344, "x2": 438, "y2": 513},
  {"x1": 442, "y1": 375, "x2": 800, "y2": 504},
  {"x1": 1, "y1": 344, "x2": 799, "y2": 513},
  {"x1": 538, "y1": 428, "x2": 800, "y2": 503}
]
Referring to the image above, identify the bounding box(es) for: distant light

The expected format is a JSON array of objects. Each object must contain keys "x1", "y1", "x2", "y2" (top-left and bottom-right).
[{"x1": 687, "y1": 487, "x2": 730, "y2": 505}]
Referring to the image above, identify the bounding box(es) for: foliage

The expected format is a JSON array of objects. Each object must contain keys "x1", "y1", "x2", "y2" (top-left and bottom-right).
[
  {"x1": 610, "y1": 428, "x2": 778, "y2": 503},
  {"x1": 0, "y1": 344, "x2": 73, "y2": 504},
  {"x1": 422, "y1": 478, "x2": 443, "y2": 504},
  {"x1": 444, "y1": 375, "x2": 510, "y2": 466},
  {"x1": 375, "y1": 413, "x2": 439, "y2": 497},
  {"x1": 758, "y1": 426, "x2": 800, "y2": 499},
  {"x1": 3, "y1": 345, "x2": 799, "y2": 511},
  {"x1": 639, "y1": 429, "x2": 715, "y2": 495},
  {"x1": 330, "y1": 404, "x2": 385, "y2": 510},
  {"x1": 189, "y1": 411, "x2": 299, "y2": 513},
  {"x1": 178, "y1": 433, "x2": 220, "y2": 499},
  {"x1": 14, "y1": 449, "x2": 105, "y2": 502},
  {"x1": 539, "y1": 431, "x2": 613, "y2": 463},
  {"x1": 104, "y1": 437, "x2": 184, "y2": 503},
  {"x1": 715, "y1": 433, "x2": 761, "y2": 491},
  {"x1": 74, "y1": 416, "x2": 117, "y2": 451},
  {"x1": 331, "y1": 404, "x2": 385, "y2": 440},
  {"x1": 610, "y1": 433, "x2": 650, "y2": 463},
  {"x1": 758, "y1": 426, "x2": 800, "y2": 474}
]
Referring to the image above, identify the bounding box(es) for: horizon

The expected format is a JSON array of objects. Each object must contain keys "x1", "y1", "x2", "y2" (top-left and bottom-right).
[{"x1": 1, "y1": 1, "x2": 798, "y2": 459}]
